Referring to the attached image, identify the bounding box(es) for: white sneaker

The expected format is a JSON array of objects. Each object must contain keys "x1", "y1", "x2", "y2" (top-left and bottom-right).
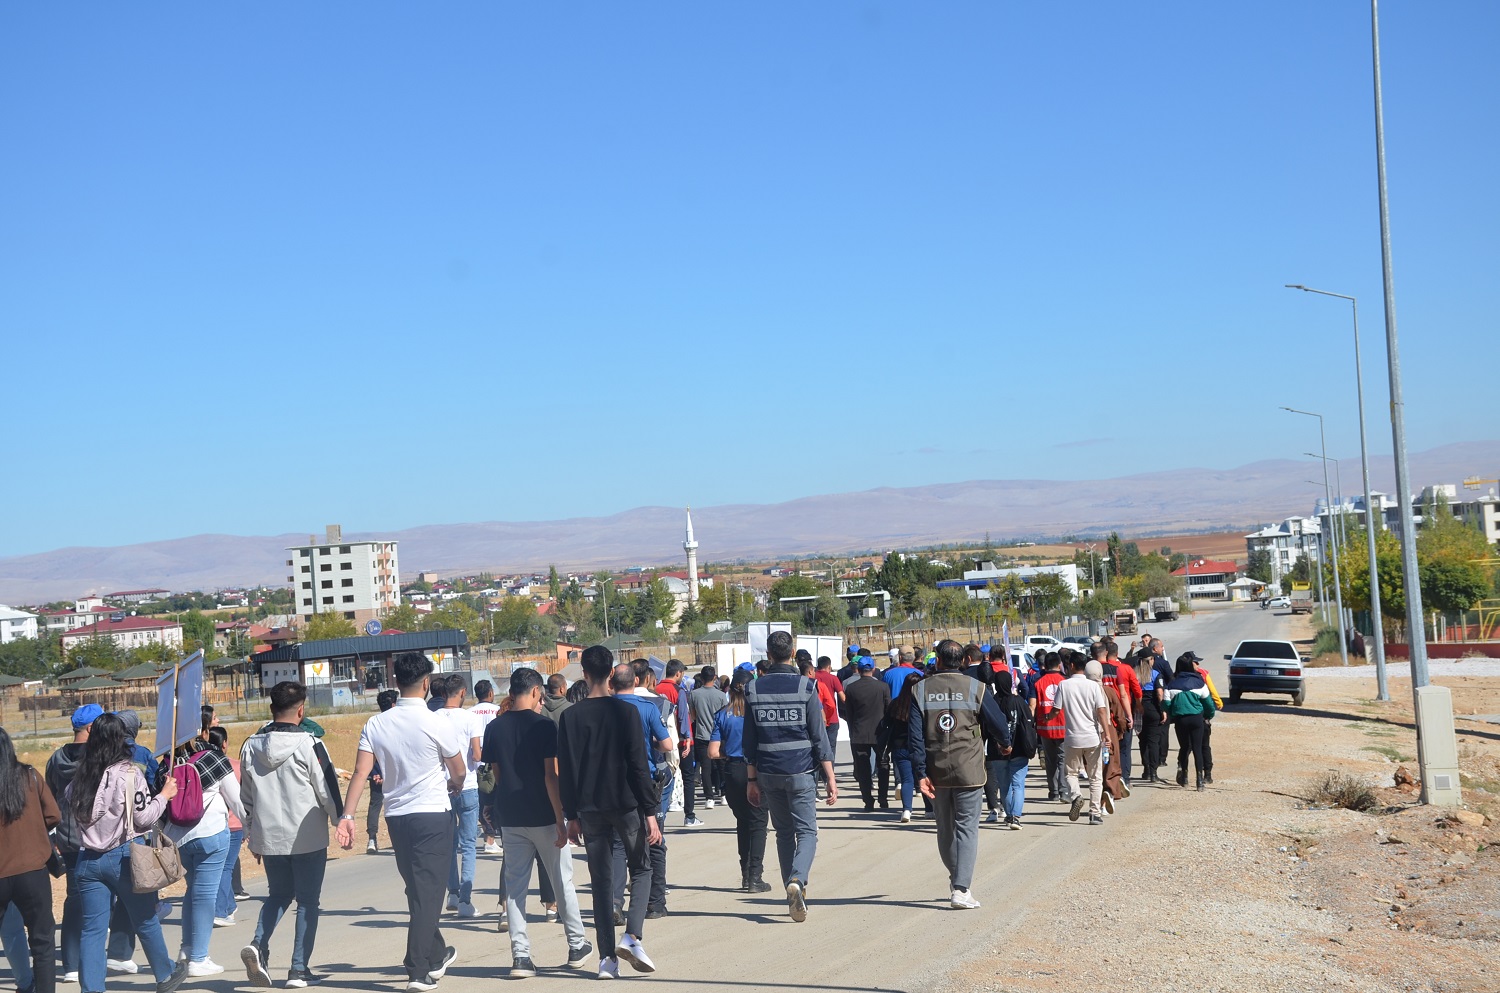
[
  {"x1": 1102, "y1": 793, "x2": 1115, "y2": 815},
  {"x1": 682, "y1": 817, "x2": 705, "y2": 828},
  {"x1": 445, "y1": 895, "x2": 459, "y2": 912},
  {"x1": 106, "y1": 959, "x2": 139, "y2": 975},
  {"x1": 60, "y1": 972, "x2": 79, "y2": 984},
  {"x1": 597, "y1": 956, "x2": 620, "y2": 980},
  {"x1": 213, "y1": 914, "x2": 236, "y2": 927},
  {"x1": 899, "y1": 809, "x2": 912, "y2": 823},
  {"x1": 786, "y1": 880, "x2": 808, "y2": 923},
  {"x1": 457, "y1": 902, "x2": 476, "y2": 918},
  {"x1": 188, "y1": 959, "x2": 226, "y2": 977},
  {"x1": 950, "y1": 888, "x2": 982, "y2": 910},
  {"x1": 614, "y1": 934, "x2": 655, "y2": 974},
  {"x1": 704, "y1": 798, "x2": 715, "y2": 809},
  {"x1": 985, "y1": 809, "x2": 1001, "y2": 824},
  {"x1": 668, "y1": 797, "x2": 683, "y2": 812},
  {"x1": 366, "y1": 839, "x2": 378, "y2": 853},
  {"x1": 483, "y1": 841, "x2": 502, "y2": 855}
]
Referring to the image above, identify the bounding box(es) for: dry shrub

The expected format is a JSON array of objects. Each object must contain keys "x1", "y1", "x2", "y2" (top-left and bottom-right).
[{"x1": 1311, "y1": 771, "x2": 1378, "y2": 812}]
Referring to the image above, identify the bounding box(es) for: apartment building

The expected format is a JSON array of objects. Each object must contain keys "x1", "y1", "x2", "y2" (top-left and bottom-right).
[{"x1": 286, "y1": 524, "x2": 400, "y2": 626}]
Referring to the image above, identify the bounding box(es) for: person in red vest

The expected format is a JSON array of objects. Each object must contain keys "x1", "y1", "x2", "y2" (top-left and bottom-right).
[{"x1": 1031, "y1": 653, "x2": 1068, "y2": 802}]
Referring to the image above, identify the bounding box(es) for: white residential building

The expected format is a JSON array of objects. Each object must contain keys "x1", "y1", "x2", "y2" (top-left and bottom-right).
[
  {"x1": 60, "y1": 616, "x2": 183, "y2": 659},
  {"x1": 1244, "y1": 516, "x2": 1322, "y2": 587},
  {"x1": 939, "y1": 562, "x2": 1081, "y2": 600},
  {"x1": 0, "y1": 606, "x2": 39, "y2": 644},
  {"x1": 40, "y1": 598, "x2": 120, "y2": 635},
  {"x1": 285, "y1": 524, "x2": 400, "y2": 626}
]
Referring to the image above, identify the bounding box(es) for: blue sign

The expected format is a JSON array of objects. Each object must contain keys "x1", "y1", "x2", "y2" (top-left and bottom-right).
[{"x1": 365, "y1": 619, "x2": 383, "y2": 636}]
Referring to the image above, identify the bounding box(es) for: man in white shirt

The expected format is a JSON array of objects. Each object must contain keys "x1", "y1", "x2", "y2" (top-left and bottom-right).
[
  {"x1": 338, "y1": 654, "x2": 466, "y2": 993},
  {"x1": 434, "y1": 676, "x2": 484, "y2": 917},
  {"x1": 467, "y1": 680, "x2": 502, "y2": 855},
  {"x1": 1054, "y1": 655, "x2": 1111, "y2": 826}
]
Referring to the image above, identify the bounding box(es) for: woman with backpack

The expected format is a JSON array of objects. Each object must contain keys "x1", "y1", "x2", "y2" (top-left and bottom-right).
[
  {"x1": 0, "y1": 726, "x2": 61, "y2": 993},
  {"x1": 881, "y1": 671, "x2": 924, "y2": 824},
  {"x1": 68, "y1": 712, "x2": 184, "y2": 993},
  {"x1": 989, "y1": 670, "x2": 1036, "y2": 830},
  {"x1": 165, "y1": 722, "x2": 245, "y2": 976}
]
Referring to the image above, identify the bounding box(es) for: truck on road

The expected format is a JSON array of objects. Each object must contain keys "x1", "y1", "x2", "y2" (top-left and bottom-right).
[
  {"x1": 1289, "y1": 582, "x2": 1314, "y2": 614},
  {"x1": 1112, "y1": 609, "x2": 1138, "y2": 634},
  {"x1": 1137, "y1": 597, "x2": 1180, "y2": 622}
]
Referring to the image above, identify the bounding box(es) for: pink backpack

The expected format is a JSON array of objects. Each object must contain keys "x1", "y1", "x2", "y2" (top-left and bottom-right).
[{"x1": 166, "y1": 753, "x2": 206, "y2": 827}]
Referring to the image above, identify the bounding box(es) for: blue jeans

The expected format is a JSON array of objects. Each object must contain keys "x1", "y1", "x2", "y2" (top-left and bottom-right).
[
  {"x1": 891, "y1": 747, "x2": 915, "y2": 812},
  {"x1": 176, "y1": 829, "x2": 229, "y2": 963},
  {"x1": 1, "y1": 902, "x2": 31, "y2": 991},
  {"x1": 758, "y1": 771, "x2": 819, "y2": 887},
  {"x1": 216, "y1": 829, "x2": 243, "y2": 919},
  {"x1": 77, "y1": 843, "x2": 175, "y2": 991},
  {"x1": 253, "y1": 851, "x2": 327, "y2": 974},
  {"x1": 992, "y1": 756, "x2": 1029, "y2": 820},
  {"x1": 447, "y1": 789, "x2": 479, "y2": 905}
]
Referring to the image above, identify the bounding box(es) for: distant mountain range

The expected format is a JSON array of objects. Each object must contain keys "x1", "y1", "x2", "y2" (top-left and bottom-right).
[{"x1": 3, "y1": 441, "x2": 1496, "y2": 604}]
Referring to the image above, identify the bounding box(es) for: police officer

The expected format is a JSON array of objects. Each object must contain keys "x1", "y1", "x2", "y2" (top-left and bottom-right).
[
  {"x1": 910, "y1": 639, "x2": 1010, "y2": 910},
  {"x1": 744, "y1": 630, "x2": 837, "y2": 923},
  {"x1": 1133, "y1": 644, "x2": 1169, "y2": 783}
]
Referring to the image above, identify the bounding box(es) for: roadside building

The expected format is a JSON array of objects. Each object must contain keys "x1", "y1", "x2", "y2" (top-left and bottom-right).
[
  {"x1": 0, "y1": 605, "x2": 38, "y2": 644},
  {"x1": 251, "y1": 628, "x2": 470, "y2": 695},
  {"x1": 59, "y1": 615, "x2": 183, "y2": 659},
  {"x1": 936, "y1": 562, "x2": 1081, "y2": 601},
  {"x1": 1243, "y1": 517, "x2": 1322, "y2": 587},
  {"x1": 103, "y1": 588, "x2": 172, "y2": 604},
  {"x1": 39, "y1": 597, "x2": 119, "y2": 635},
  {"x1": 284, "y1": 523, "x2": 400, "y2": 627},
  {"x1": 1171, "y1": 559, "x2": 1239, "y2": 601}
]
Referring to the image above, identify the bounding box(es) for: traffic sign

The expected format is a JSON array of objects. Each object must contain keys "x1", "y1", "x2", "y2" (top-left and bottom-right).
[{"x1": 365, "y1": 619, "x2": 383, "y2": 636}]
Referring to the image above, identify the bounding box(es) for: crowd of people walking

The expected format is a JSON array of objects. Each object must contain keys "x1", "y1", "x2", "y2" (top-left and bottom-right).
[{"x1": 0, "y1": 630, "x2": 1219, "y2": 990}]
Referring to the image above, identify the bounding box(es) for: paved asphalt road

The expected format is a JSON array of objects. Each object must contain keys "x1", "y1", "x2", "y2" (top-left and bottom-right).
[{"x1": 93, "y1": 602, "x2": 1298, "y2": 993}]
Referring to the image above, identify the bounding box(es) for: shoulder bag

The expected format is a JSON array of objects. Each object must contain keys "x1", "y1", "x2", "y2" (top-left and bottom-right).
[{"x1": 128, "y1": 771, "x2": 185, "y2": 894}]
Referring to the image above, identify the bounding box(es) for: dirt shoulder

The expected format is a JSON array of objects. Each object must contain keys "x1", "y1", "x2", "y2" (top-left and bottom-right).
[{"x1": 943, "y1": 674, "x2": 1500, "y2": 993}]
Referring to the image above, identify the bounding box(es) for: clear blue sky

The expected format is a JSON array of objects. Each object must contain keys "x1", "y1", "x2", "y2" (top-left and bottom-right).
[{"x1": 3, "y1": 3, "x2": 1496, "y2": 557}]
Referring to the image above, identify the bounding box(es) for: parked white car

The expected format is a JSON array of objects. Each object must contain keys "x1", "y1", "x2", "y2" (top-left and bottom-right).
[{"x1": 1024, "y1": 635, "x2": 1063, "y2": 653}]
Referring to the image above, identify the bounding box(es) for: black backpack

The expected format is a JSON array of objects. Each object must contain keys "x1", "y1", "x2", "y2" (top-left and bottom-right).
[{"x1": 1007, "y1": 697, "x2": 1039, "y2": 760}]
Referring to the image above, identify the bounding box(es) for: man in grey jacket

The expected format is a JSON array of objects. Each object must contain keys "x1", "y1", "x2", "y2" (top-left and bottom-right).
[{"x1": 238, "y1": 681, "x2": 343, "y2": 989}]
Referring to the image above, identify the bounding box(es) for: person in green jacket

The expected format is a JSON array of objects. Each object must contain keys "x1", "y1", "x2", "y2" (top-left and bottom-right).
[{"x1": 1163, "y1": 654, "x2": 1216, "y2": 791}]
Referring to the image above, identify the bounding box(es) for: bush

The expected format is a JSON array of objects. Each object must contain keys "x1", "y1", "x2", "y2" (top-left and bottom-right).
[
  {"x1": 1310, "y1": 771, "x2": 1378, "y2": 812},
  {"x1": 1312, "y1": 625, "x2": 1342, "y2": 656}
]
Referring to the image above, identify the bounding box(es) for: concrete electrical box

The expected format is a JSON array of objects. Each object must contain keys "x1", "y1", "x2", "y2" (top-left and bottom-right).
[{"x1": 1414, "y1": 685, "x2": 1462, "y2": 807}]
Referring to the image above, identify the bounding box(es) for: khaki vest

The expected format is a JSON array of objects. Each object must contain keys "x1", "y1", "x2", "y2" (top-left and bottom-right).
[{"x1": 919, "y1": 671, "x2": 987, "y2": 788}]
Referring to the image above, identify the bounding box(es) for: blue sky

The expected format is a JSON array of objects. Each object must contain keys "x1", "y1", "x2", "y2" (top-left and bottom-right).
[{"x1": 3, "y1": 3, "x2": 1496, "y2": 557}]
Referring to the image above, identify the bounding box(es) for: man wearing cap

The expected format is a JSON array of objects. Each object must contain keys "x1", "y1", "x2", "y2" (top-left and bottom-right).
[
  {"x1": 837, "y1": 645, "x2": 861, "y2": 682},
  {"x1": 880, "y1": 649, "x2": 920, "y2": 699},
  {"x1": 842, "y1": 658, "x2": 891, "y2": 811},
  {"x1": 47, "y1": 704, "x2": 102, "y2": 983}
]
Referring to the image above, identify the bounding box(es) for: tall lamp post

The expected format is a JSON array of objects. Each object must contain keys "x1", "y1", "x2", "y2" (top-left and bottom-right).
[{"x1": 1283, "y1": 407, "x2": 1350, "y2": 666}]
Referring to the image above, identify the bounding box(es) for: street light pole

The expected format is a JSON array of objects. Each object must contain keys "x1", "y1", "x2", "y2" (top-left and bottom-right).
[
  {"x1": 1288, "y1": 290, "x2": 1390, "y2": 696},
  {"x1": 1284, "y1": 407, "x2": 1350, "y2": 666}
]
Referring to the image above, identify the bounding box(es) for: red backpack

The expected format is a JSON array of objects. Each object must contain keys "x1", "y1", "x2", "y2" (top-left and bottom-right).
[{"x1": 166, "y1": 753, "x2": 206, "y2": 827}]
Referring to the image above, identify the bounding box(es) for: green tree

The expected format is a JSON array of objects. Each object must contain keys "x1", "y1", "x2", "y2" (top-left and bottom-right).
[
  {"x1": 1414, "y1": 495, "x2": 1494, "y2": 614},
  {"x1": 382, "y1": 603, "x2": 423, "y2": 632},
  {"x1": 810, "y1": 592, "x2": 849, "y2": 634},
  {"x1": 67, "y1": 635, "x2": 124, "y2": 671},
  {"x1": 768, "y1": 575, "x2": 823, "y2": 602},
  {"x1": 1027, "y1": 573, "x2": 1073, "y2": 618},
  {"x1": 491, "y1": 597, "x2": 538, "y2": 643},
  {"x1": 548, "y1": 565, "x2": 561, "y2": 601},
  {"x1": 525, "y1": 614, "x2": 560, "y2": 653},
  {"x1": 0, "y1": 637, "x2": 57, "y2": 680},
  {"x1": 423, "y1": 601, "x2": 485, "y2": 646},
  {"x1": 304, "y1": 612, "x2": 357, "y2": 641},
  {"x1": 1077, "y1": 586, "x2": 1124, "y2": 622},
  {"x1": 181, "y1": 610, "x2": 215, "y2": 656},
  {"x1": 1338, "y1": 527, "x2": 1406, "y2": 619},
  {"x1": 1421, "y1": 559, "x2": 1491, "y2": 614},
  {"x1": 1245, "y1": 549, "x2": 1274, "y2": 585}
]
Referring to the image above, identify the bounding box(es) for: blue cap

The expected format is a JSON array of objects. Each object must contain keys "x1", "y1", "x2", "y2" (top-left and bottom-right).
[
  {"x1": 849, "y1": 644, "x2": 861, "y2": 653},
  {"x1": 858, "y1": 658, "x2": 875, "y2": 670},
  {"x1": 980, "y1": 643, "x2": 991, "y2": 653},
  {"x1": 71, "y1": 703, "x2": 104, "y2": 730}
]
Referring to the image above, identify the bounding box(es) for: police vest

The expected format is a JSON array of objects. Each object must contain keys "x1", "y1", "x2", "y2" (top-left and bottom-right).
[
  {"x1": 745, "y1": 673, "x2": 819, "y2": 776},
  {"x1": 919, "y1": 671, "x2": 987, "y2": 788}
]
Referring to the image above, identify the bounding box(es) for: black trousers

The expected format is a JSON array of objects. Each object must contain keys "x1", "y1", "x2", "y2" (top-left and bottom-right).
[
  {"x1": 1202, "y1": 719, "x2": 1214, "y2": 775},
  {"x1": 721, "y1": 760, "x2": 767, "y2": 882},
  {"x1": 580, "y1": 809, "x2": 651, "y2": 955},
  {"x1": 1139, "y1": 699, "x2": 1168, "y2": 775},
  {"x1": 386, "y1": 811, "x2": 454, "y2": 982},
  {"x1": 611, "y1": 813, "x2": 666, "y2": 913},
  {"x1": 0, "y1": 866, "x2": 56, "y2": 993},
  {"x1": 366, "y1": 779, "x2": 385, "y2": 839},
  {"x1": 850, "y1": 743, "x2": 888, "y2": 807},
  {"x1": 1174, "y1": 714, "x2": 1207, "y2": 778},
  {"x1": 1118, "y1": 727, "x2": 1134, "y2": 782},
  {"x1": 692, "y1": 741, "x2": 722, "y2": 800}
]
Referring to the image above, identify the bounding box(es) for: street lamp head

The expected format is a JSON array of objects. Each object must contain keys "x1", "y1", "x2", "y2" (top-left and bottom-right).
[{"x1": 1285, "y1": 284, "x2": 1307, "y2": 291}]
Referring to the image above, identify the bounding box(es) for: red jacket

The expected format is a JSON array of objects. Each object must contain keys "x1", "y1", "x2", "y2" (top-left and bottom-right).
[{"x1": 1034, "y1": 671, "x2": 1067, "y2": 740}]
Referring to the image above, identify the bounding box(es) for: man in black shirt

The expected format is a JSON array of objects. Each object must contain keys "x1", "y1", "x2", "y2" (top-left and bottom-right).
[
  {"x1": 842, "y1": 659, "x2": 891, "y2": 810},
  {"x1": 482, "y1": 667, "x2": 591, "y2": 979},
  {"x1": 557, "y1": 646, "x2": 662, "y2": 980}
]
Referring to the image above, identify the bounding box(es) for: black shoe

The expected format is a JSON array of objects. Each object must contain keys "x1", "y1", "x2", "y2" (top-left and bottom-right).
[
  {"x1": 565, "y1": 942, "x2": 593, "y2": 969},
  {"x1": 1176, "y1": 768, "x2": 1188, "y2": 788},
  {"x1": 235, "y1": 890, "x2": 251, "y2": 899},
  {"x1": 1197, "y1": 776, "x2": 1206, "y2": 792},
  {"x1": 645, "y1": 905, "x2": 668, "y2": 920},
  {"x1": 863, "y1": 801, "x2": 874, "y2": 811},
  {"x1": 509, "y1": 957, "x2": 536, "y2": 979},
  {"x1": 612, "y1": 909, "x2": 624, "y2": 926},
  {"x1": 747, "y1": 877, "x2": 772, "y2": 893},
  {"x1": 157, "y1": 961, "x2": 188, "y2": 993},
  {"x1": 285, "y1": 969, "x2": 322, "y2": 988},
  {"x1": 1204, "y1": 771, "x2": 1214, "y2": 784},
  {"x1": 430, "y1": 947, "x2": 458, "y2": 981}
]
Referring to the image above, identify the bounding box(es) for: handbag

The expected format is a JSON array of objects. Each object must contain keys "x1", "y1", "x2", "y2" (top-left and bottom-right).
[{"x1": 127, "y1": 772, "x2": 185, "y2": 894}]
